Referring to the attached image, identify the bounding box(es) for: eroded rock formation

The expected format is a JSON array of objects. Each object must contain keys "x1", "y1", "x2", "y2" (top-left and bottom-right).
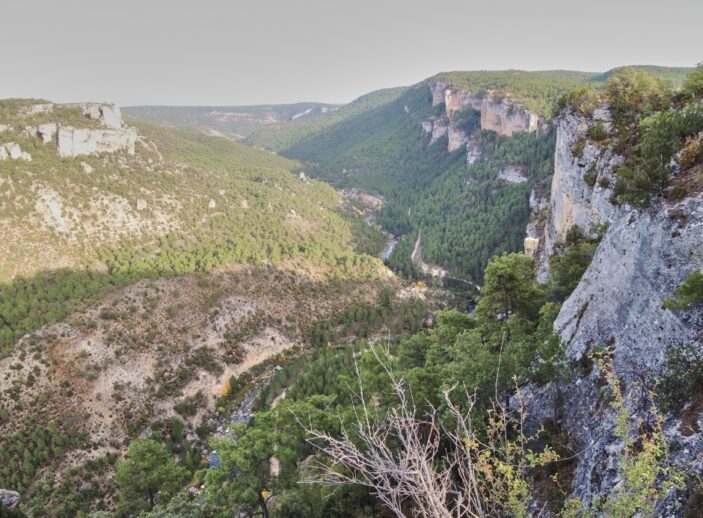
[
  {"x1": 21, "y1": 102, "x2": 137, "y2": 158},
  {"x1": 421, "y1": 79, "x2": 541, "y2": 164}
]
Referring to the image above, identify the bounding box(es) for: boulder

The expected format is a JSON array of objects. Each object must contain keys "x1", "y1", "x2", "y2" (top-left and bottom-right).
[
  {"x1": 0, "y1": 142, "x2": 31, "y2": 161},
  {"x1": 80, "y1": 103, "x2": 123, "y2": 129},
  {"x1": 0, "y1": 489, "x2": 20, "y2": 508}
]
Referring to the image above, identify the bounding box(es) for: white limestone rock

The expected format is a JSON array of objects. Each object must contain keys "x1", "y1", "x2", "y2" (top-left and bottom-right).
[
  {"x1": 466, "y1": 139, "x2": 483, "y2": 165},
  {"x1": 538, "y1": 109, "x2": 621, "y2": 280},
  {"x1": 57, "y1": 126, "x2": 137, "y2": 157},
  {"x1": 80, "y1": 103, "x2": 123, "y2": 129},
  {"x1": 80, "y1": 161, "x2": 94, "y2": 174},
  {"x1": 0, "y1": 142, "x2": 31, "y2": 161},
  {"x1": 498, "y1": 166, "x2": 528, "y2": 183},
  {"x1": 447, "y1": 124, "x2": 468, "y2": 152}
]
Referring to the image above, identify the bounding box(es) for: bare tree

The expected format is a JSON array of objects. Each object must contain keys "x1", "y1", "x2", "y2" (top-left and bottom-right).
[{"x1": 299, "y1": 344, "x2": 556, "y2": 518}]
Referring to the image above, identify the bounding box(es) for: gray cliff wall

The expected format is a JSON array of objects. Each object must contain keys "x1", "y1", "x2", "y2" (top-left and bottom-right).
[{"x1": 522, "y1": 106, "x2": 703, "y2": 512}]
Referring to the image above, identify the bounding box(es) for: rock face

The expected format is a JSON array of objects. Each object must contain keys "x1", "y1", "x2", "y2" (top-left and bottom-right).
[
  {"x1": 57, "y1": 126, "x2": 137, "y2": 157},
  {"x1": 421, "y1": 79, "x2": 540, "y2": 162},
  {"x1": 20, "y1": 102, "x2": 137, "y2": 158},
  {"x1": 466, "y1": 138, "x2": 483, "y2": 165},
  {"x1": 549, "y1": 192, "x2": 703, "y2": 510},
  {"x1": 521, "y1": 105, "x2": 703, "y2": 512},
  {"x1": 498, "y1": 165, "x2": 528, "y2": 183},
  {"x1": 80, "y1": 103, "x2": 123, "y2": 129},
  {"x1": 430, "y1": 79, "x2": 539, "y2": 136},
  {"x1": 537, "y1": 108, "x2": 621, "y2": 280}
]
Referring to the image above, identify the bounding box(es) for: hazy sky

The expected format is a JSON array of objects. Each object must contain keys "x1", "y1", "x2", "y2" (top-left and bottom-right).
[{"x1": 2, "y1": 0, "x2": 701, "y2": 106}]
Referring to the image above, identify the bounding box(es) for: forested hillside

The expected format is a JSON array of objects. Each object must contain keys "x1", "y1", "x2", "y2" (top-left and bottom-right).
[
  {"x1": 244, "y1": 87, "x2": 408, "y2": 151},
  {"x1": 0, "y1": 100, "x2": 391, "y2": 352},
  {"x1": 253, "y1": 66, "x2": 693, "y2": 283}
]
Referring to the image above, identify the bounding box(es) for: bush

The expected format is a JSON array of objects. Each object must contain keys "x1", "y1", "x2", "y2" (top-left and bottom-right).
[
  {"x1": 571, "y1": 137, "x2": 586, "y2": 158},
  {"x1": 556, "y1": 86, "x2": 600, "y2": 116},
  {"x1": 587, "y1": 122, "x2": 608, "y2": 142},
  {"x1": 584, "y1": 165, "x2": 598, "y2": 187},
  {"x1": 612, "y1": 103, "x2": 703, "y2": 206},
  {"x1": 663, "y1": 270, "x2": 703, "y2": 310},
  {"x1": 682, "y1": 63, "x2": 703, "y2": 100},
  {"x1": 657, "y1": 343, "x2": 703, "y2": 413}
]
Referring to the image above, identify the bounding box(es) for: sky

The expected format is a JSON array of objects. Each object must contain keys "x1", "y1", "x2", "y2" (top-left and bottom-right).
[{"x1": 2, "y1": 0, "x2": 701, "y2": 107}]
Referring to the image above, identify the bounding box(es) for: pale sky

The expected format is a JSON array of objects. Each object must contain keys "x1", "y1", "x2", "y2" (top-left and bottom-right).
[{"x1": 2, "y1": 0, "x2": 701, "y2": 106}]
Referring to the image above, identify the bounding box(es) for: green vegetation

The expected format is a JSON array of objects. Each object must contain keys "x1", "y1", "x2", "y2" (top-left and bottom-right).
[
  {"x1": 548, "y1": 225, "x2": 603, "y2": 302},
  {"x1": 0, "y1": 115, "x2": 386, "y2": 354},
  {"x1": 245, "y1": 87, "x2": 408, "y2": 151},
  {"x1": 273, "y1": 83, "x2": 555, "y2": 282},
  {"x1": 0, "y1": 420, "x2": 85, "y2": 495},
  {"x1": 658, "y1": 343, "x2": 703, "y2": 414},
  {"x1": 115, "y1": 438, "x2": 190, "y2": 515},
  {"x1": 664, "y1": 270, "x2": 703, "y2": 310},
  {"x1": 562, "y1": 67, "x2": 703, "y2": 207}
]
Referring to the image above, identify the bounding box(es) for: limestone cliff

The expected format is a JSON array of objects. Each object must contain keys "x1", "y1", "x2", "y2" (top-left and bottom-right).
[
  {"x1": 534, "y1": 107, "x2": 621, "y2": 280},
  {"x1": 421, "y1": 79, "x2": 540, "y2": 166},
  {"x1": 521, "y1": 105, "x2": 703, "y2": 513}
]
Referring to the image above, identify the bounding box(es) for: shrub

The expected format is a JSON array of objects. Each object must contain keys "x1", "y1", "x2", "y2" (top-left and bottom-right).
[
  {"x1": 663, "y1": 270, "x2": 703, "y2": 310},
  {"x1": 657, "y1": 343, "x2": 703, "y2": 413},
  {"x1": 571, "y1": 137, "x2": 586, "y2": 158},
  {"x1": 678, "y1": 133, "x2": 703, "y2": 169},
  {"x1": 556, "y1": 86, "x2": 600, "y2": 116},
  {"x1": 587, "y1": 122, "x2": 608, "y2": 142},
  {"x1": 682, "y1": 63, "x2": 703, "y2": 100},
  {"x1": 612, "y1": 103, "x2": 703, "y2": 206}
]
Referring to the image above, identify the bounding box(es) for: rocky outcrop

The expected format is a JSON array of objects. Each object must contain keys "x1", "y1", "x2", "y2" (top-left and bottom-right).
[
  {"x1": 447, "y1": 125, "x2": 469, "y2": 152},
  {"x1": 422, "y1": 117, "x2": 448, "y2": 146},
  {"x1": 21, "y1": 102, "x2": 137, "y2": 158},
  {"x1": 520, "y1": 104, "x2": 703, "y2": 512},
  {"x1": 498, "y1": 165, "x2": 528, "y2": 183},
  {"x1": 0, "y1": 142, "x2": 31, "y2": 161},
  {"x1": 57, "y1": 126, "x2": 137, "y2": 157},
  {"x1": 79, "y1": 103, "x2": 123, "y2": 129},
  {"x1": 466, "y1": 138, "x2": 483, "y2": 165},
  {"x1": 537, "y1": 108, "x2": 621, "y2": 280},
  {"x1": 546, "y1": 192, "x2": 703, "y2": 510},
  {"x1": 429, "y1": 79, "x2": 540, "y2": 138}
]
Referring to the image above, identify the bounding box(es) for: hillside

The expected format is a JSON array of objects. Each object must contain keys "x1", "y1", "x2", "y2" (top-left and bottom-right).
[
  {"x1": 122, "y1": 103, "x2": 339, "y2": 140},
  {"x1": 0, "y1": 99, "x2": 395, "y2": 351},
  {"x1": 0, "y1": 98, "x2": 443, "y2": 515},
  {"x1": 244, "y1": 87, "x2": 408, "y2": 151}
]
